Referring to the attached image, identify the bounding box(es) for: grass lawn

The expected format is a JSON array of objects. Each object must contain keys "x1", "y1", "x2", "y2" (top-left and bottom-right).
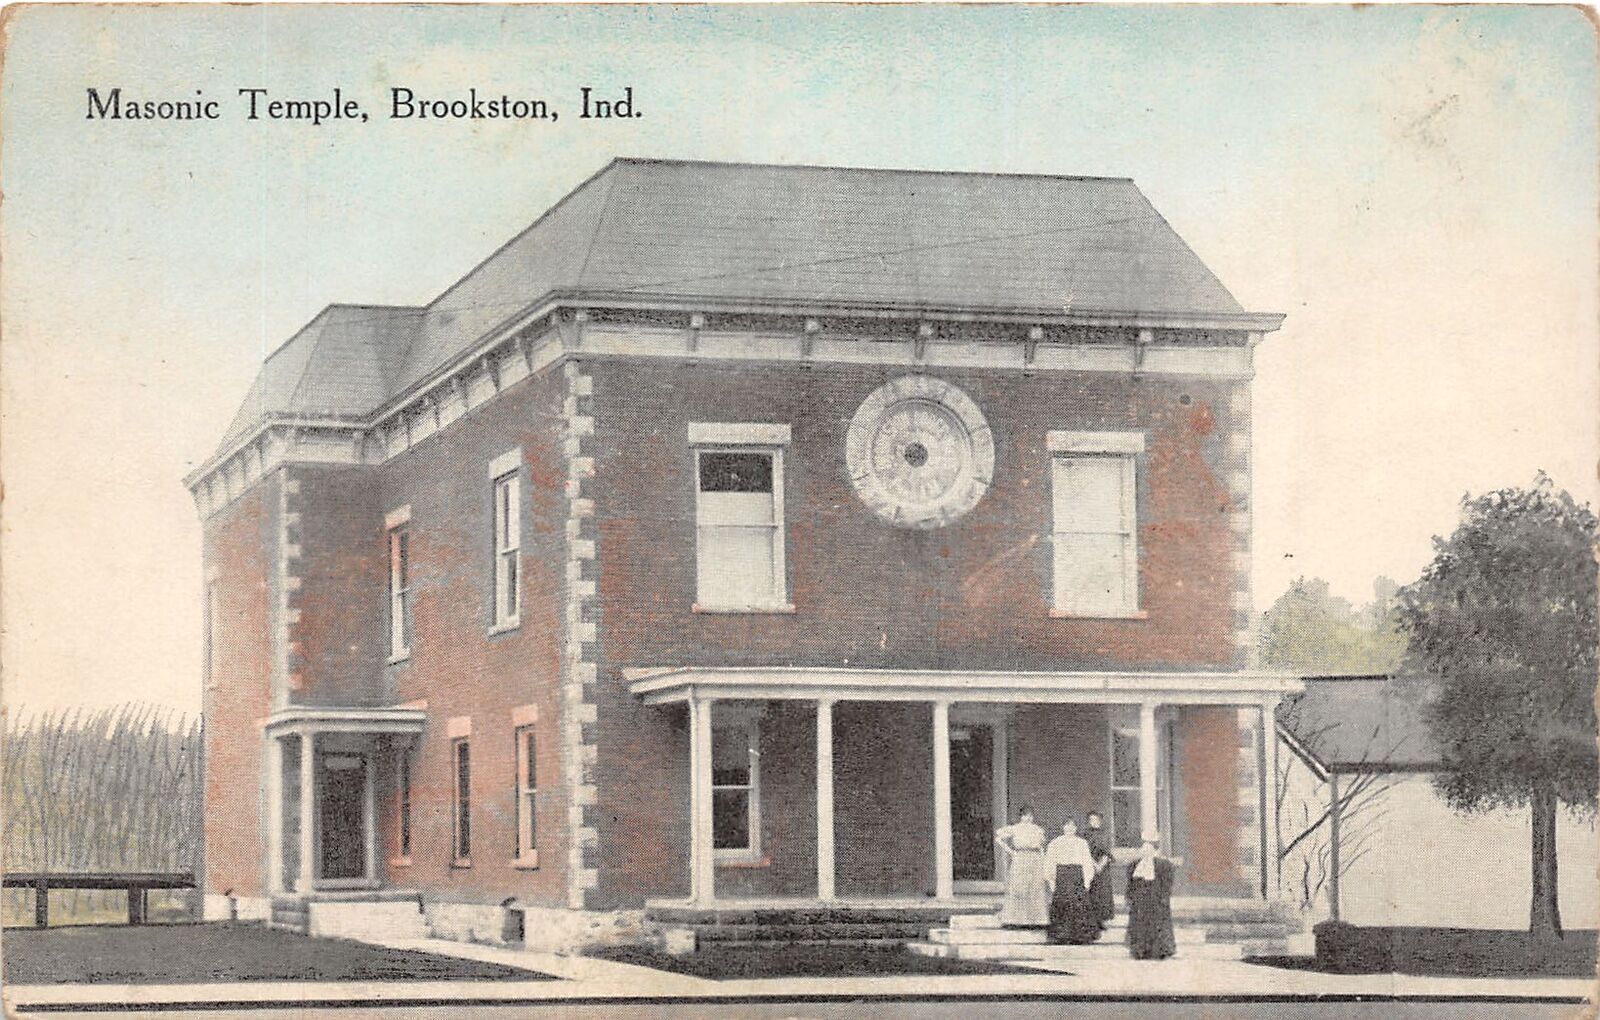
[
  {"x1": 1252, "y1": 925, "x2": 1598, "y2": 979},
  {"x1": 588, "y1": 942, "x2": 1046, "y2": 980},
  {"x1": 2, "y1": 921, "x2": 556, "y2": 985}
]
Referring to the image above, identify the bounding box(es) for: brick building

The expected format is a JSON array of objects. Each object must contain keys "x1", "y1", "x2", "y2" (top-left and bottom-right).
[{"x1": 188, "y1": 157, "x2": 1299, "y2": 943}]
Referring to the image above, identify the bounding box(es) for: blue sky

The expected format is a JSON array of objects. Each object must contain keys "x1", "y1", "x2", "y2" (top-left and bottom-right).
[{"x1": 3, "y1": 5, "x2": 1595, "y2": 713}]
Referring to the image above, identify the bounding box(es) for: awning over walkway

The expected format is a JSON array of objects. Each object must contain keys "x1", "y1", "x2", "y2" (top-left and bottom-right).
[{"x1": 626, "y1": 666, "x2": 1304, "y2": 706}]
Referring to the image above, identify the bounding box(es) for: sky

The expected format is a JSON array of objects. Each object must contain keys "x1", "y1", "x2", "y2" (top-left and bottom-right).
[{"x1": 2, "y1": 5, "x2": 1595, "y2": 716}]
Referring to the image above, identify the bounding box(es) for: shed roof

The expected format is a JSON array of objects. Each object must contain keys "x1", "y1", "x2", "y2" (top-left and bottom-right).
[
  {"x1": 1277, "y1": 675, "x2": 1440, "y2": 774},
  {"x1": 213, "y1": 157, "x2": 1262, "y2": 460}
]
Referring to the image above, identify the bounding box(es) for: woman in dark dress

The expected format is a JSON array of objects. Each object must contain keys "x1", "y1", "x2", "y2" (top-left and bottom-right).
[
  {"x1": 1125, "y1": 839, "x2": 1176, "y2": 960},
  {"x1": 1044, "y1": 820, "x2": 1101, "y2": 944},
  {"x1": 1083, "y1": 811, "x2": 1116, "y2": 926}
]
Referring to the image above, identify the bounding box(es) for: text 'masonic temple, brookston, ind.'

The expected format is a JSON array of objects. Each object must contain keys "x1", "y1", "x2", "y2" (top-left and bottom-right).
[{"x1": 188, "y1": 157, "x2": 1311, "y2": 956}]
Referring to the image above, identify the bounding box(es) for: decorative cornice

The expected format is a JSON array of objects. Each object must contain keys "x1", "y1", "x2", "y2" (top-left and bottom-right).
[{"x1": 190, "y1": 299, "x2": 1280, "y2": 520}]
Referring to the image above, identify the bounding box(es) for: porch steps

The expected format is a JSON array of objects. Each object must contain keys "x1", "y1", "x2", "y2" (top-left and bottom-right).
[
  {"x1": 269, "y1": 896, "x2": 309, "y2": 934},
  {"x1": 267, "y1": 890, "x2": 426, "y2": 940},
  {"x1": 643, "y1": 902, "x2": 992, "y2": 950},
  {"x1": 907, "y1": 903, "x2": 1305, "y2": 962}
]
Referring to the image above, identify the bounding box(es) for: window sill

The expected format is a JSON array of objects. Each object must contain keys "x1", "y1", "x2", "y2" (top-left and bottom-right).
[
  {"x1": 1048, "y1": 609, "x2": 1148, "y2": 621},
  {"x1": 715, "y1": 854, "x2": 771, "y2": 869},
  {"x1": 386, "y1": 651, "x2": 412, "y2": 665},
  {"x1": 693, "y1": 603, "x2": 796, "y2": 615},
  {"x1": 512, "y1": 853, "x2": 540, "y2": 870},
  {"x1": 488, "y1": 619, "x2": 521, "y2": 637},
  {"x1": 389, "y1": 856, "x2": 413, "y2": 869},
  {"x1": 451, "y1": 859, "x2": 472, "y2": 870}
]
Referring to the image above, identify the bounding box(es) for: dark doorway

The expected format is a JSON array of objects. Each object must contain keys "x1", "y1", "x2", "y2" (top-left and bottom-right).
[
  {"x1": 318, "y1": 753, "x2": 368, "y2": 881},
  {"x1": 950, "y1": 723, "x2": 996, "y2": 882}
]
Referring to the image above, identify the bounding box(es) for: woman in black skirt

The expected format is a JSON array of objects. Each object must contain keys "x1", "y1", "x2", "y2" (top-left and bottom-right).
[{"x1": 1126, "y1": 839, "x2": 1176, "y2": 960}]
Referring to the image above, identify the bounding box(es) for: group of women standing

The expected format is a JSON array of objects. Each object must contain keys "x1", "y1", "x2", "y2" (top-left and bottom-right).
[{"x1": 992, "y1": 806, "x2": 1176, "y2": 959}]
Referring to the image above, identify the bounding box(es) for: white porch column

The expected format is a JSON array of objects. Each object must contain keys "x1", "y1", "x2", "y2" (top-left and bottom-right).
[
  {"x1": 932, "y1": 700, "x2": 954, "y2": 900},
  {"x1": 688, "y1": 696, "x2": 715, "y2": 905},
  {"x1": 1139, "y1": 701, "x2": 1159, "y2": 843},
  {"x1": 297, "y1": 730, "x2": 316, "y2": 893},
  {"x1": 265, "y1": 735, "x2": 285, "y2": 893},
  {"x1": 1263, "y1": 697, "x2": 1283, "y2": 898},
  {"x1": 816, "y1": 698, "x2": 836, "y2": 901},
  {"x1": 363, "y1": 751, "x2": 378, "y2": 882}
]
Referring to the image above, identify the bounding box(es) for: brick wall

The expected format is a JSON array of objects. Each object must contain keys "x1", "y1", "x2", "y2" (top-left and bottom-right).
[
  {"x1": 588, "y1": 360, "x2": 1243, "y2": 904},
  {"x1": 1008, "y1": 705, "x2": 1112, "y2": 836},
  {"x1": 591, "y1": 360, "x2": 1237, "y2": 673},
  {"x1": 1174, "y1": 706, "x2": 1249, "y2": 894},
  {"x1": 203, "y1": 350, "x2": 1252, "y2": 909},
  {"x1": 201, "y1": 478, "x2": 277, "y2": 898},
  {"x1": 293, "y1": 465, "x2": 386, "y2": 708},
  {"x1": 369, "y1": 369, "x2": 570, "y2": 906}
]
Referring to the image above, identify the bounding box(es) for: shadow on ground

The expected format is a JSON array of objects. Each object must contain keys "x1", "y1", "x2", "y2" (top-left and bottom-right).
[{"x1": 1, "y1": 921, "x2": 555, "y2": 984}]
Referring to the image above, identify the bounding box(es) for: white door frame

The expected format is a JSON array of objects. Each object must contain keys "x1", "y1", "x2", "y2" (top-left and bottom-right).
[
  {"x1": 313, "y1": 750, "x2": 380, "y2": 891},
  {"x1": 951, "y1": 705, "x2": 1010, "y2": 895}
]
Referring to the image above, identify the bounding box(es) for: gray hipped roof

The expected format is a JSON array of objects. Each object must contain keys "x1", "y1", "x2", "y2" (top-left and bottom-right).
[{"x1": 214, "y1": 157, "x2": 1258, "y2": 459}]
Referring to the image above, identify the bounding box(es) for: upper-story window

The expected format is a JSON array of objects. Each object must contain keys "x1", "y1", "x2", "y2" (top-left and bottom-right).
[
  {"x1": 1048, "y1": 432, "x2": 1145, "y2": 618},
  {"x1": 385, "y1": 506, "x2": 413, "y2": 660},
  {"x1": 490, "y1": 450, "x2": 521, "y2": 631},
  {"x1": 689, "y1": 423, "x2": 792, "y2": 613}
]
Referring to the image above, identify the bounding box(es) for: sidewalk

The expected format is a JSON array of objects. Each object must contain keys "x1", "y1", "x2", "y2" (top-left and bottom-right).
[{"x1": 6, "y1": 935, "x2": 1593, "y2": 1012}]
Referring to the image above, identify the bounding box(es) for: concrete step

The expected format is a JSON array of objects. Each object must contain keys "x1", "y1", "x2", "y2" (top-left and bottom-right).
[
  {"x1": 948, "y1": 912, "x2": 1004, "y2": 929},
  {"x1": 1202, "y1": 920, "x2": 1302, "y2": 940},
  {"x1": 931, "y1": 924, "x2": 1205, "y2": 947},
  {"x1": 691, "y1": 921, "x2": 932, "y2": 943},
  {"x1": 926, "y1": 939, "x2": 1249, "y2": 962},
  {"x1": 931, "y1": 926, "x2": 1049, "y2": 945},
  {"x1": 645, "y1": 905, "x2": 988, "y2": 926}
]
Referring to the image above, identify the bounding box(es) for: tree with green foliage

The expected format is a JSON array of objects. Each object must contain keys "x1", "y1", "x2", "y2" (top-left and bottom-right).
[
  {"x1": 1257, "y1": 576, "x2": 1407, "y2": 675},
  {"x1": 1395, "y1": 474, "x2": 1597, "y2": 938}
]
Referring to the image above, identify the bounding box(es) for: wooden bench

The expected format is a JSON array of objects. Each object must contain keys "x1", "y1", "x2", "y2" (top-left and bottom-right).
[{"x1": 3, "y1": 871, "x2": 196, "y2": 926}]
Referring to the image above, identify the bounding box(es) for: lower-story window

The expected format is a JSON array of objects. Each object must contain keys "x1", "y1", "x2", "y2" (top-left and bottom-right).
[
  {"x1": 452, "y1": 738, "x2": 471, "y2": 865},
  {"x1": 712, "y1": 714, "x2": 761, "y2": 861},
  {"x1": 514, "y1": 725, "x2": 538, "y2": 865},
  {"x1": 1108, "y1": 707, "x2": 1170, "y2": 849}
]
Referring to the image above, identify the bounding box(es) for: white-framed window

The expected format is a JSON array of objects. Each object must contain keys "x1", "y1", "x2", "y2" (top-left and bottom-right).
[
  {"x1": 491, "y1": 469, "x2": 521, "y2": 630},
  {"x1": 1107, "y1": 706, "x2": 1170, "y2": 849},
  {"x1": 514, "y1": 725, "x2": 538, "y2": 866},
  {"x1": 451, "y1": 737, "x2": 471, "y2": 866},
  {"x1": 690, "y1": 423, "x2": 791, "y2": 612},
  {"x1": 712, "y1": 714, "x2": 761, "y2": 861},
  {"x1": 387, "y1": 526, "x2": 413, "y2": 660},
  {"x1": 1049, "y1": 431, "x2": 1145, "y2": 618}
]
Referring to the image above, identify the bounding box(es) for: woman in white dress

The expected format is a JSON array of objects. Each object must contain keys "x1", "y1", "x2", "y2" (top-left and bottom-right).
[{"x1": 993, "y1": 805, "x2": 1049, "y2": 927}]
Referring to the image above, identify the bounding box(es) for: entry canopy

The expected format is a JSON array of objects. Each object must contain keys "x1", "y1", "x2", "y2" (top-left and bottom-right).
[{"x1": 261, "y1": 705, "x2": 428, "y2": 738}]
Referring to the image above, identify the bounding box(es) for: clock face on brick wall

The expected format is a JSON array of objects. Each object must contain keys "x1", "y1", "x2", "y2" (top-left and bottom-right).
[{"x1": 846, "y1": 376, "x2": 994, "y2": 529}]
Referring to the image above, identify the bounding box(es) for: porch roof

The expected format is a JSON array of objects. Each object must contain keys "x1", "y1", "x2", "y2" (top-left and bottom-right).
[
  {"x1": 625, "y1": 666, "x2": 1303, "y2": 706},
  {"x1": 260, "y1": 705, "x2": 427, "y2": 738}
]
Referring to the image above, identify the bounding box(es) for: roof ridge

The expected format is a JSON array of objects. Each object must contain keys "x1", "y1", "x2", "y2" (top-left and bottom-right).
[
  {"x1": 424, "y1": 157, "x2": 626, "y2": 315},
  {"x1": 283, "y1": 315, "x2": 335, "y2": 416},
  {"x1": 573, "y1": 158, "x2": 623, "y2": 291},
  {"x1": 611, "y1": 155, "x2": 1135, "y2": 183}
]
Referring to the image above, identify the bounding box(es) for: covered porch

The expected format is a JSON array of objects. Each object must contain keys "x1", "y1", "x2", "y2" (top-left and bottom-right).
[
  {"x1": 627, "y1": 667, "x2": 1303, "y2": 909},
  {"x1": 259, "y1": 706, "x2": 425, "y2": 895}
]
